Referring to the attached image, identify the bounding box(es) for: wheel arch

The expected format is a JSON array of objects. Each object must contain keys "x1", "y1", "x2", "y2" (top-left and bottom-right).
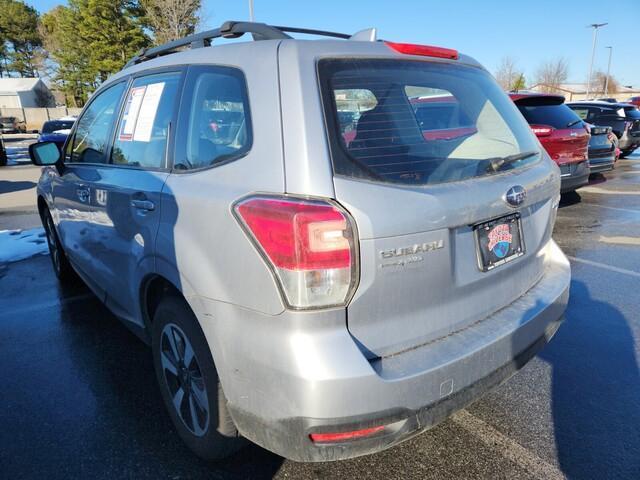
[
  {"x1": 140, "y1": 274, "x2": 183, "y2": 335},
  {"x1": 37, "y1": 194, "x2": 48, "y2": 220}
]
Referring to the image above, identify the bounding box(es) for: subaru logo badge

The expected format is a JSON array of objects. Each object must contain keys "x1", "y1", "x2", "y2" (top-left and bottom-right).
[{"x1": 505, "y1": 186, "x2": 526, "y2": 207}]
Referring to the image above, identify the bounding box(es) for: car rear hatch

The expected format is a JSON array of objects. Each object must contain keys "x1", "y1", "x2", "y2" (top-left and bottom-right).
[
  {"x1": 318, "y1": 56, "x2": 559, "y2": 358},
  {"x1": 588, "y1": 125, "x2": 614, "y2": 159},
  {"x1": 623, "y1": 106, "x2": 640, "y2": 139},
  {"x1": 514, "y1": 96, "x2": 589, "y2": 166}
]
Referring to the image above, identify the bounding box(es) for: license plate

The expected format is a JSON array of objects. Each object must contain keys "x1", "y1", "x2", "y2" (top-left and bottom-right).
[{"x1": 474, "y1": 213, "x2": 525, "y2": 271}]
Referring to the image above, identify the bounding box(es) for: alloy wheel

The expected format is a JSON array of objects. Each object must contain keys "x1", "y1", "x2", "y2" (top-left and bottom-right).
[{"x1": 160, "y1": 323, "x2": 210, "y2": 437}]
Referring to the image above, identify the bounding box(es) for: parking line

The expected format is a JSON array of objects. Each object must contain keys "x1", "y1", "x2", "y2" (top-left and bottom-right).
[
  {"x1": 0, "y1": 293, "x2": 94, "y2": 319},
  {"x1": 579, "y1": 186, "x2": 640, "y2": 195},
  {"x1": 580, "y1": 203, "x2": 640, "y2": 214},
  {"x1": 452, "y1": 410, "x2": 565, "y2": 480},
  {"x1": 567, "y1": 256, "x2": 640, "y2": 279}
]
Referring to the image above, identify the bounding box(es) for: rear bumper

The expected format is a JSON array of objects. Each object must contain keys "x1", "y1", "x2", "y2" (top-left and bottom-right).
[
  {"x1": 560, "y1": 160, "x2": 590, "y2": 193},
  {"x1": 589, "y1": 160, "x2": 615, "y2": 173},
  {"x1": 193, "y1": 241, "x2": 570, "y2": 462}
]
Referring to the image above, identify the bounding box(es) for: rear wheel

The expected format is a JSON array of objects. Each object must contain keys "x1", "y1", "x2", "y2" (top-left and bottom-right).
[
  {"x1": 41, "y1": 208, "x2": 75, "y2": 282},
  {"x1": 151, "y1": 296, "x2": 243, "y2": 461},
  {"x1": 619, "y1": 149, "x2": 635, "y2": 159}
]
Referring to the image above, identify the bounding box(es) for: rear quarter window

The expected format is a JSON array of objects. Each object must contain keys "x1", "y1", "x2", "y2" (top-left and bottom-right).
[
  {"x1": 174, "y1": 66, "x2": 252, "y2": 171},
  {"x1": 319, "y1": 58, "x2": 540, "y2": 186}
]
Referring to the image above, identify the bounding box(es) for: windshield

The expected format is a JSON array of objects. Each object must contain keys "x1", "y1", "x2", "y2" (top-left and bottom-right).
[
  {"x1": 42, "y1": 121, "x2": 74, "y2": 133},
  {"x1": 318, "y1": 59, "x2": 540, "y2": 186}
]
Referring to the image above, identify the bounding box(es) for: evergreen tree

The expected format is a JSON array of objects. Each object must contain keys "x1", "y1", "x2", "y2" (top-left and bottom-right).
[
  {"x1": 41, "y1": 0, "x2": 149, "y2": 106},
  {"x1": 77, "y1": 0, "x2": 149, "y2": 83},
  {"x1": 0, "y1": 0, "x2": 42, "y2": 77}
]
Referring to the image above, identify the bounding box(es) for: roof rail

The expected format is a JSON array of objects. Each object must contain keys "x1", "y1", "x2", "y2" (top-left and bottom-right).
[
  {"x1": 272, "y1": 26, "x2": 350, "y2": 39},
  {"x1": 125, "y1": 20, "x2": 376, "y2": 68},
  {"x1": 125, "y1": 21, "x2": 292, "y2": 68}
]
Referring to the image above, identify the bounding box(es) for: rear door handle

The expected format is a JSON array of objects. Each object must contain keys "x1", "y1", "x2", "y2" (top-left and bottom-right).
[{"x1": 130, "y1": 199, "x2": 155, "y2": 211}]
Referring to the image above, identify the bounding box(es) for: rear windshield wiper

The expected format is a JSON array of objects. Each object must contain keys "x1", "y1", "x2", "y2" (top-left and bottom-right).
[
  {"x1": 486, "y1": 150, "x2": 540, "y2": 173},
  {"x1": 566, "y1": 119, "x2": 583, "y2": 128}
]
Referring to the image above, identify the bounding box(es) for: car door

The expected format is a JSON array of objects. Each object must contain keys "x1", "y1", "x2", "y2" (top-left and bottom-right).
[
  {"x1": 51, "y1": 81, "x2": 128, "y2": 299},
  {"x1": 85, "y1": 70, "x2": 183, "y2": 325}
]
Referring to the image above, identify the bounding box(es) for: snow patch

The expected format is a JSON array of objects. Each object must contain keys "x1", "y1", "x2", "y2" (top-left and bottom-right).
[{"x1": 0, "y1": 227, "x2": 49, "y2": 264}]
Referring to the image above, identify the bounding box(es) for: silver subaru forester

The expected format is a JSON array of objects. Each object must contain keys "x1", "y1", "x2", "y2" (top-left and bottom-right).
[{"x1": 29, "y1": 21, "x2": 570, "y2": 462}]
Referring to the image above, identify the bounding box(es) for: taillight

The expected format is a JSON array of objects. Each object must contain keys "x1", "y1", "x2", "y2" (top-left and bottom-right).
[
  {"x1": 385, "y1": 41, "x2": 458, "y2": 60},
  {"x1": 233, "y1": 195, "x2": 358, "y2": 309},
  {"x1": 529, "y1": 124, "x2": 553, "y2": 137}
]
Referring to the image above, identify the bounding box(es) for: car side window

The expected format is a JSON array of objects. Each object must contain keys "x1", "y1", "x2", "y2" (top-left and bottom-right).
[
  {"x1": 175, "y1": 66, "x2": 252, "y2": 170},
  {"x1": 571, "y1": 107, "x2": 589, "y2": 121},
  {"x1": 70, "y1": 82, "x2": 126, "y2": 164},
  {"x1": 111, "y1": 72, "x2": 181, "y2": 169}
]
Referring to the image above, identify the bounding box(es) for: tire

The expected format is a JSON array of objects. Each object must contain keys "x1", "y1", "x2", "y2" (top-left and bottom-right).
[
  {"x1": 41, "y1": 207, "x2": 76, "y2": 282},
  {"x1": 151, "y1": 295, "x2": 244, "y2": 461}
]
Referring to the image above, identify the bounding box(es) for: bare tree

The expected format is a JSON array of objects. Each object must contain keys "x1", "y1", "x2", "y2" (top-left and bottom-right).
[
  {"x1": 591, "y1": 69, "x2": 620, "y2": 96},
  {"x1": 494, "y1": 56, "x2": 524, "y2": 91},
  {"x1": 142, "y1": 0, "x2": 201, "y2": 45},
  {"x1": 534, "y1": 58, "x2": 569, "y2": 93}
]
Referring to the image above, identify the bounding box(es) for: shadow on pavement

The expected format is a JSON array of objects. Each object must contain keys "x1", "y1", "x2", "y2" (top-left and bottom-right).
[
  {"x1": 0, "y1": 180, "x2": 36, "y2": 195},
  {"x1": 559, "y1": 191, "x2": 581, "y2": 208},
  {"x1": 539, "y1": 280, "x2": 640, "y2": 479}
]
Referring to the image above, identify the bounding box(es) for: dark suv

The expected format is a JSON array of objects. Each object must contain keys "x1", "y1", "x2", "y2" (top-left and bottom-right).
[{"x1": 567, "y1": 101, "x2": 640, "y2": 158}]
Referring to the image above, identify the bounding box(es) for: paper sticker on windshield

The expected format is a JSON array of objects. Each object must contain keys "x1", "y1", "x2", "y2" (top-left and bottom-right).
[
  {"x1": 118, "y1": 86, "x2": 146, "y2": 142},
  {"x1": 133, "y1": 82, "x2": 165, "y2": 142}
]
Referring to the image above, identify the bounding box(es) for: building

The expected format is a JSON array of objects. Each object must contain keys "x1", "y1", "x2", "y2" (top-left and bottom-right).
[
  {"x1": 0, "y1": 78, "x2": 55, "y2": 108},
  {"x1": 529, "y1": 82, "x2": 640, "y2": 102}
]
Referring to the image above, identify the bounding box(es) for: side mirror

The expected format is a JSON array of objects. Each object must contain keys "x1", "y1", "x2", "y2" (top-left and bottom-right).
[{"x1": 29, "y1": 141, "x2": 61, "y2": 166}]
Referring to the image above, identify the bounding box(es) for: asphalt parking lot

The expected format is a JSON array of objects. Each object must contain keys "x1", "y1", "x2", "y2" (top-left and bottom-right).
[{"x1": 1, "y1": 153, "x2": 639, "y2": 479}]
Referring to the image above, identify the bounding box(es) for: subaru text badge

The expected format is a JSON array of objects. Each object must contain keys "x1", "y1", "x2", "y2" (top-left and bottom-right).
[{"x1": 504, "y1": 185, "x2": 526, "y2": 207}]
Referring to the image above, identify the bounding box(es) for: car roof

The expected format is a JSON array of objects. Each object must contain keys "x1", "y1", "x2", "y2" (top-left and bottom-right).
[
  {"x1": 104, "y1": 20, "x2": 482, "y2": 89},
  {"x1": 566, "y1": 100, "x2": 630, "y2": 108}
]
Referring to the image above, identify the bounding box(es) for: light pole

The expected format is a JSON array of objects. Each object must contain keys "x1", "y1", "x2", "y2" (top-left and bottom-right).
[
  {"x1": 585, "y1": 23, "x2": 607, "y2": 99},
  {"x1": 249, "y1": 0, "x2": 254, "y2": 21},
  {"x1": 603, "y1": 46, "x2": 613, "y2": 96}
]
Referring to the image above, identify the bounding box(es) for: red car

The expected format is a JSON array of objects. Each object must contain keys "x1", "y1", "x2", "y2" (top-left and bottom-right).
[
  {"x1": 510, "y1": 93, "x2": 590, "y2": 193},
  {"x1": 626, "y1": 96, "x2": 640, "y2": 109}
]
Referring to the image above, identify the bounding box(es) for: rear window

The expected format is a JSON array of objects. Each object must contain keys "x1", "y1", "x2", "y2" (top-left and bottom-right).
[
  {"x1": 516, "y1": 102, "x2": 582, "y2": 130},
  {"x1": 319, "y1": 59, "x2": 540, "y2": 186}
]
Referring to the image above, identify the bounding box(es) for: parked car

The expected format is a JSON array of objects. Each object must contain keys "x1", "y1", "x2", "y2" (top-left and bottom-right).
[
  {"x1": 567, "y1": 101, "x2": 640, "y2": 158},
  {"x1": 0, "y1": 136, "x2": 6, "y2": 166},
  {"x1": 38, "y1": 118, "x2": 76, "y2": 149},
  {"x1": 625, "y1": 96, "x2": 640, "y2": 108},
  {"x1": 584, "y1": 123, "x2": 616, "y2": 173},
  {"x1": 29, "y1": 21, "x2": 570, "y2": 463},
  {"x1": 596, "y1": 98, "x2": 618, "y2": 103},
  {"x1": 510, "y1": 92, "x2": 590, "y2": 193},
  {"x1": 0, "y1": 116, "x2": 26, "y2": 133}
]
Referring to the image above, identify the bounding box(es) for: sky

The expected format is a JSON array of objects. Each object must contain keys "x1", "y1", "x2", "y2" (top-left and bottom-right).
[{"x1": 28, "y1": 0, "x2": 640, "y2": 87}]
